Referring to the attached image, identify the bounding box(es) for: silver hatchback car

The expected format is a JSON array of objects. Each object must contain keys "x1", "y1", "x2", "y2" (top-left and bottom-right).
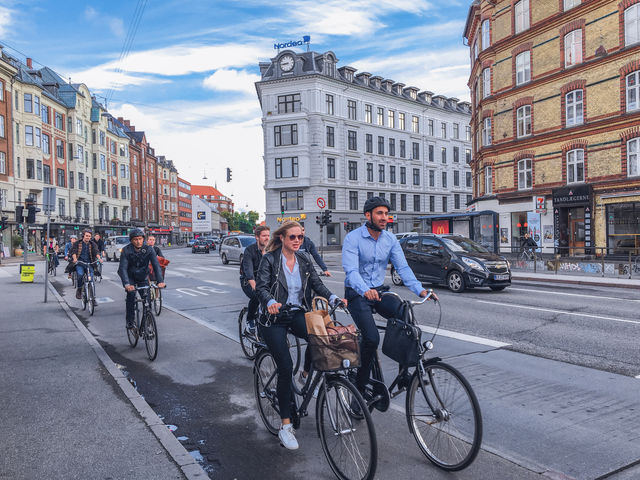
[{"x1": 219, "y1": 235, "x2": 256, "y2": 264}]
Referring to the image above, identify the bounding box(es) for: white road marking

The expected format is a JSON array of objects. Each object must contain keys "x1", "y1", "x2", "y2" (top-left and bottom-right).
[
  {"x1": 166, "y1": 270, "x2": 185, "y2": 277},
  {"x1": 417, "y1": 325, "x2": 510, "y2": 348},
  {"x1": 191, "y1": 266, "x2": 224, "y2": 272},
  {"x1": 509, "y1": 287, "x2": 640, "y2": 302},
  {"x1": 636, "y1": 374, "x2": 640, "y2": 379},
  {"x1": 476, "y1": 299, "x2": 640, "y2": 326},
  {"x1": 0, "y1": 268, "x2": 12, "y2": 278},
  {"x1": 95, "y1": 297, "x2": 114, "y2": 304},
  {"x1": 175, "y1": 287, "x2": 209, "y2": 297},
  {"x1": 216, "y1": 265, "x2": 239, "y2": 270},
  {"x1": 203, "y1": 279, "x2": 229, "y2": 286},
  {"x1": 197, "y1": 285, "x2": 226, "y2": 294}
]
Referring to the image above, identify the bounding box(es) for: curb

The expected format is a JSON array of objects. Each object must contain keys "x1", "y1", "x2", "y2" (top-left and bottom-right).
[
  {"x1": 512, "y1": 275, "x2": 639, "y2": 289},
  {"x1": 48, "y1": 283, "x2": 209, "y2": 480}
]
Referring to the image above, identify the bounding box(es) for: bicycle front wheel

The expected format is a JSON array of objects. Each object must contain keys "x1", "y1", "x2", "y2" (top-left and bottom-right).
[
  {"x1": 406, "y1": 362, "x2": 482, "y2": 471},
  {"x1": 238, "y1": 308, "x2": 258, "y2": 359},
  {"x1": 254, "y1": 350, "x2": 281, "y2": 435},
  {"x1": 153, "y1": 286, "x2": 162, "y2": 315},
  {"x1": 316, "y1": 376, "x2": 377, "y2": 480},
  {"x1": 88, "y1": 283, "x2": 95, "y2": 316},
  {"x1": 144, "y1": 311, "x2": 158, "y2": 361},
  {"x1": 82, "y1": 283, "x2": 88, "y2": 310}
]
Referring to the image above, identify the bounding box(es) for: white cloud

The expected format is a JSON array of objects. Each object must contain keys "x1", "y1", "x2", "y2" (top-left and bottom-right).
[
  {"x1": 0, "y1": 5, "x2": 12, "y2": 37},
  {"x1": 108, "y1": 17, "x2": 125, "y2": 38},
  {"x1": 84, "y1": 6, "x2": 97, "y2": 20},
  {"x1": 202, "y1": 69, "x2": 261, "y2": 94}
]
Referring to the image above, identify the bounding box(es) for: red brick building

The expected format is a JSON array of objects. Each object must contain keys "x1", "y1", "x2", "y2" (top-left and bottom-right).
[
  {"x1": 190, "y1": 185, "x2": 234, "y2": 213},
  {"x1": 177, "y1": 176, "x2": 192, "y2": 241}
]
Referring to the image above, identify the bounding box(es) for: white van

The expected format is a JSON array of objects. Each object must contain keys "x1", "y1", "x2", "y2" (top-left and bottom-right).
[{"x1": 105, "y1": 235, "x2": 130, "y2": 261}]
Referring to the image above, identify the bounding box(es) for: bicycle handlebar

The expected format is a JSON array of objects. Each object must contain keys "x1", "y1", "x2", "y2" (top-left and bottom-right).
[
  {"x1": 76, "y1": 260, "x2": 101, "y2": 266},
  {"x1": 379, "y1": 287, "x2": 437, "y2": 305}
]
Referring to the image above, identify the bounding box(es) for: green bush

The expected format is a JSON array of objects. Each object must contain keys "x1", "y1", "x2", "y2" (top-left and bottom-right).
[{"x1": 11, "y1": 234, "x2": 23, "y2": 249}]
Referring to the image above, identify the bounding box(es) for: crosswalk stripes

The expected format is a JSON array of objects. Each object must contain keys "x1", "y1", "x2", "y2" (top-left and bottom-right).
[{"x1": 0, "y1": 268, "x2": 12, "y2": 278}]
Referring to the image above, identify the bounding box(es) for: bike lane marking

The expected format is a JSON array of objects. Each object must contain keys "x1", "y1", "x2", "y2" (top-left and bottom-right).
[{"x1": 509, "y1": 286, "x2": 640, "y2": 302}]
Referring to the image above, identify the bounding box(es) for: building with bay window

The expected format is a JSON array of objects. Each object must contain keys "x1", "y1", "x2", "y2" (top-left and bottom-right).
[
  {"x1": 465, "y1": 0, "x2": 640, "y2": 256},
  {"x1": 256, "y1": 50, "x2": 473, "y2": 246}
]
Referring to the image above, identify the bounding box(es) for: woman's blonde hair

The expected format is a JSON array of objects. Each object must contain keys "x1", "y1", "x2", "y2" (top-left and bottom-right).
[{"x1": 266, "y1": 221, "x2": 303, "y2": 253}]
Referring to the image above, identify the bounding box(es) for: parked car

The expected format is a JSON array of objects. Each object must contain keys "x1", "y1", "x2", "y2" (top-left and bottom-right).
[
  {"x1": 202, "y1": 237, "x2": 217, "y2": 251},
  {"x1": 104, "y1": 235, "x2": 130, "y2": 261},
  {"x1": 391, "y1": 234, "x2": 511, "y2": 293},
  {"x1": 219, "y1": 235, "x2": 256, "y2": 264},
  {"x1": 192, "y1": 240, "x2": 210, "y2": 254},
  {"x1": 395, "y1": 232, "x2": 419, "y2": 240},
  {"x1": 187, "y1": 239, "x2": 196, "y2": 247}
]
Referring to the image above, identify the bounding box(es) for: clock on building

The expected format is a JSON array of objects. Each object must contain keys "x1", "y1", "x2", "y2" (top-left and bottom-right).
[{"x1": 279, "y1": 55, "x2": 294, "y2": 72}]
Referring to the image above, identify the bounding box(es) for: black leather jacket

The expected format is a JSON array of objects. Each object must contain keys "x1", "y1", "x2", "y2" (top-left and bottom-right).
[
  {"x1": 240, "y1": 242, "x2": 262, "y2": 282},
  {"x1": 255, "y1": 248, "x2": 334, "y2": 311},
  {"x1": 117, "y1": 243, "x2": 163, "y2": 286}
]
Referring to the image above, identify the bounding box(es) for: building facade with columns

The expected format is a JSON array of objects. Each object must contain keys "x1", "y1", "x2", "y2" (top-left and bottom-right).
[{"x1": 255, "y1": 50, "x2": 473, "y2": 247}]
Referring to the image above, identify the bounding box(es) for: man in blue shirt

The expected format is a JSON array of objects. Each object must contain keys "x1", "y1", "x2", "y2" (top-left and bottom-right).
[{"x1": 342, "y1": 197, "x2": 433, "y2": 395}]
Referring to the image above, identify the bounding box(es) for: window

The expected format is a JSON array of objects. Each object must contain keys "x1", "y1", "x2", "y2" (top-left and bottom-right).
[
  {"x1": 390, "y1": 193, "x2": 397, "y2": 210},
  {"x1": 25, "y1": 126, "x2": 33, "y2": 146},
  {"x1": 455, "y1": 194, "x2": 460, "y2": 210},
  {"x1": 466, "y1": 171, "x2": 472, "y2": 187},
  {"x1": 628, "y1": 138, "x2": 639, "y2": 177},
  {"x1": 24, "y1": 93, "x2": 32, "y2": 113},
  {"x1": 378, "y1": 164, "x2": 385, "y2": 182},
  {"x1": 482, "y1": 19, "x2": 490, "y2": 50},
  {"x1": 367, "y1": 163, "x2": 374, "y2": 182},
  {"x1": 274, "y1": 124, "x2": 298, "y2": 146},
  {"x1": 566, "y1": 90, "x2": 584, "y2": 126},
  {"x1": 328, "y1": 189, "x2": 336, "y2": 209},
  {"x1": 55, "y1": 112, "x2": 64, "y2": 130},
  {"x1": 389, "y1": 138, "x2": 395, "y2": 156},
  {"x1": 413, "y1": 168, "x2": 420, "y2": 186},
  {"x1": 441, "y1": 122, "x2": 447, "y2": 138},
  {"x1": 280, "y1": 190, "x2": 304, "y2": 211},
  {"x1": 401, "y1": 194, "x2": 407, "y2": 211},
  {"x1": 428, "y1": 119, "x2": 434, "y2": 136},
  {"x1": 453, "y1": 123, "x2": 460, "y2": 139},
  {"x1": 348, "y1": 130, "x2": 357, "y2": 150},
  {"x1": 517, "y1": 105, "x2": 532, "y2": 138},
  {"x1": 0, "y1": 81, "x2": 2, "y2": 101},
  {"x1": 349, "y1": 191, "x2": 358, "y2": 210},
  {"x1": 0, "y1": 115, "x2": 4, "y2": 138},
  {"x1": 412, "y1": 115, "x2": 419, "y2": 133},
  {"x1": 387, "y1": 110, "x2": 395, "y2": 128},
  {"x1": 412, "y1": 142, "x2": 420, "y2": 160},
  {"x1": 275, "y1": 157, "x2": 298, "y2": 178},
  {"x1": 517, "y1": 158, "x2": 532, "y2": 189},
  {"x1": 625, "y1": 4, "x2": 640, "y2": 46},
  {"x1": 42, "y1": 133, "x2": 50, "y2": 154},
  {"x1": 441, "y1": 171, "x2": 447, "y2": 188},
  {"x1": 110, "y1": 138, "x2": 116, "y2": 154},
  {"x1": 101, "y1": 179, "x2": 106, "y2": 195},
  {"x1": 27, "y1": 159, "x2": 34, "y2": 179},
  {"x1": 466, "y1": 125, "x2": 471, "y2": 141},
  {"x1": 100, "y1": 154, "x2": 106, "y2": 171},
  {"x1": 111, "y1": 162, "x2": 117, "y2": 177},
  {"x1": 278, "y1": 94, "x2": 300, "y2": 113},
  {"x1": 483, "y1": 117, "x2": 492, "y2": 146},
  {"x1": 93, "y1": 178, "x2": 98, "y2": 193},
  {"x1": 99, "y1": 131, "x2": 105, "y2": 145},
  {"x1": 326, "y1": 94, "x2": 334, "y2": 115},
  {"x1": 0, "y1": 152, "x2": 4, "y2": 174},
  {"x1": 441, "y1": 147, "x2": 447, "y2": 163},
  {"x1": 78, "y1": 172, "x2": 84, "y2": 191},
  {"x1": 58, "y1": 198, "x2": 65, "y2": 216},
  {"x1": 413, "y1": 195, "x2": 421, "y2": 212},
  {"x1": 77, "y1": 119, "x2": 82, "y2": 135},
  {"x1": 41, "y1": 105, "x2": 49, "y2": 124},
  {"x1": 442, "y1": 196, "x2": 448, "y2": 212},
  {"x1": 485, "y1": 166, "x2": 492, "y2": 194},
  {"x1": 400, "y1": 167, "x2": 407, "y2": 184},
  {"x1": 427, "y1": 144, "x2": 433, "y2": 162},
  {"x1": 400, "y1": 140, "x2": 406, "y2": 158},
  {"x1": 377, "y1": 107, "x2": 384, "y2": 126},
  {"x1": 429, "y1": 169, "x2": 436, "y2": 187},
  {"x1": 515, "y1": 0, "x2": 530, "y2": 33},
  {"x1": 349, "y1": 161, "x2": 358, "y2": 180},
  {"x1": 454, "y1": 170, "x2": 460, "y2": 187},
  {"x1": 564, "y1": 29, "x2": 582, "y2": 67},
  {"x1": 626, "y1": 71, "x2": 640, "y2": 112},
  {"x1": 378, "y1": 136, "x2": 384, "y2": 155},
  {"x1": 33, "y1": 96, "x2": 40, "y2": 116},
  {"x1": 112, "y1": 184, "x2": 118, "y2": 198},
  {"x1": 366, "y1": 134, "x2": 373, "y2": 153},
  {"x1": 466, "y1": 149, "x2": 472, "y2": 164},
  {"x1": 365, "y1": 104, "x2": 372, "y2": 123},
  {"x1": 69, "y1": 170, "x2": 74, "y2": 189},
  {"x1": 326, "y1": 126, "x2": 335, "y2": 147},
  {"x1": 348, "y1": 100, "x2": 357, "y2": 120},
  {"x1": 564, "y1": 0, "x2": 580, "y2": 10},
  {"x1": 453, "y1": 146, "x2": 460, "y2": 163},
  {"x1": 482, "y1": 68, "x2": 491, "y2": 98},
  {"x1": 327, "y1": 158, "x2": 336, "y2": 178},
  {"x1": 390, "y1": 165, "x2": 396, "y2": 183},
  {"x1": 515, "y1": 51, "x2": 531, "y2": 85},
  {"x1": 399, "y1": 113, "x2": 405, "y2": 130},
  {"x1": 567, "y1": 149, "x2": 584, "y2": 183}
]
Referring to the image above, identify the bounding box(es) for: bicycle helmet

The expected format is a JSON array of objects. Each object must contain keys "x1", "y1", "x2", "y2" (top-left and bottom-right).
[
  {"x1": 363, "y1": 196, "x2": 392, "y2": 215},
  {"x1": 129, "y1": 228, "x2": 145, "y2": 240}
]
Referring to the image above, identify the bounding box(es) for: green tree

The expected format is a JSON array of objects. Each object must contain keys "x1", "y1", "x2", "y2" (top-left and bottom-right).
[{"x1": 221, "y1": 210, "x2": 260, "y2": 233}]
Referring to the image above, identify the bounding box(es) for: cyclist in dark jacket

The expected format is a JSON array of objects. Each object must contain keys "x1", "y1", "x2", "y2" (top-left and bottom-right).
[
  {"x1": 299, "y1": 229, "x2": 330, "y2": 276},
  {"x1": 117, "y1": 229, "x2": 165, "y2": 329},
  {"x1": 240, "y1": 226, "x2": 270, "y2": 330},
  {"x1": 70, "y1": 229, "x2": 101, "y2": 299},
  {"x1": 521, "y1": 233, "x2": 537, "y2": 252}
]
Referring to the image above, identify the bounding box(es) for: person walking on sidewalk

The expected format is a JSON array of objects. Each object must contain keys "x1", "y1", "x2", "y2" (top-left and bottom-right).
[
  {"x1": 299, "y1": 228, "x2": 331, "y2": 276},
  {"x1": 240, "y1": 225, "x2": 270, "y2": 332},
  {"x1": 70, "y1": 230, "x2": 101, "y2": 299},
  {"x1": 117, "y1": 229, "x2": 165, "y2": 330}
]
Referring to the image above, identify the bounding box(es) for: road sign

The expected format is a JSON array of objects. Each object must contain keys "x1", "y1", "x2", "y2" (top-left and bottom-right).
[
  {"x1": 43, "y1": 187, "x2": 56, "y2": 213},
  {"x1": 316, "y1": 197, "x2": 326, "y2": 209}
]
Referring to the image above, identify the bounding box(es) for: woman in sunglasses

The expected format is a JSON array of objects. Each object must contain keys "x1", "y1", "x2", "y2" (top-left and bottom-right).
[{"x1": 255, "y1": 220, "x2": 347, "y2": 450}]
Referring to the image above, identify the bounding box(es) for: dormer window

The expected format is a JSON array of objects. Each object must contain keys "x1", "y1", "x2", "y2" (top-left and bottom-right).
[
  {"x1": 345, "y1": 71, "x2": 353, "y2": 82},
  {"x1": 410, "y1": 90, "x2": 417, "y2": 100},
  {"x1": 325, "y1": 61, "x2": 335, "y2": 77}
]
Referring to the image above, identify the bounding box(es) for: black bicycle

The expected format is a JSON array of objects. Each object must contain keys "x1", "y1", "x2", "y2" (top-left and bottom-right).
[
  {"x1": 150, "y1": 281, "x2": 162, "y2": 315},
  {"x1": 360, "y1": 288, "x2": 482, "y2": 471},
  {"x1": 254, "y1": 303, "x2": 377, "y2": 480},
  {"x1": 76, "y1": 260, "x2": 99, "y2": 316},
  {"x1": 47, "y1": 251, "x2": 57, "y2": 276},
  {"x1": 127, "y1": 285, "x2": 160, "y2": 361}
]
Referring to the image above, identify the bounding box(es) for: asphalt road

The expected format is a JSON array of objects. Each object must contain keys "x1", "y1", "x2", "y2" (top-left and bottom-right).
[{"x1": 50, "y1": 247, "x2": 640, "y2": 480}]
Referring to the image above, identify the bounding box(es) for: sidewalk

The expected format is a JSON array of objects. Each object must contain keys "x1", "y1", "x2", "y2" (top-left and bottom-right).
[{"x1": 0, "y1": 263, "x2": 206, "y2": 479}]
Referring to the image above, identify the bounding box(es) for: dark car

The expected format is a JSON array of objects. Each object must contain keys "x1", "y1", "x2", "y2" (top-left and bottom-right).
[
  {"x1": 187, "y1": 239, "x2": 196, "y2": 247},
  {"x1": 202, "y1": 237, "x2": 217, "y2": 251},
  {"x1": 391, "y1": 234, "x2": 511, "y2": 293},
  {"x1": 192, "y1": 240, "x2": 210, "y2": 254}
]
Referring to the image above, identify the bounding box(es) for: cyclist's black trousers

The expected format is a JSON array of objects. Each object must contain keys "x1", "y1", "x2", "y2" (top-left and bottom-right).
[
  {"x1": 258, "y1": 311, "x2": 311, "y2": 420},
  {"x1": 240, "y1": 280, "x2": 260, "y2": 320},
  {"x1": 126, "y1": 281, "x2": 149, "y2": 324},
  {"x1": 345, "y1": 287, "x2": 405, "y2": 392}
]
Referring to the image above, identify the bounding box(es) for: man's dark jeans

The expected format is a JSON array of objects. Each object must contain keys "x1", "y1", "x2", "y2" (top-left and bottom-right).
[
  {"x1": 345, "y1": 286, "x2": 405, "y2": 392},
  {"x1": 240, "y1": 279, "x2": 260, "y2": 321},
  {"x1": 126, "y1": 281, "x2": 148, "y2": 325}
]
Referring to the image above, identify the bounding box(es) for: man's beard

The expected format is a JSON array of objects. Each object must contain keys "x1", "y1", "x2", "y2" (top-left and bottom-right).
[{"x1": 365, "y1": 220, "x2": 383, "y2": 232}]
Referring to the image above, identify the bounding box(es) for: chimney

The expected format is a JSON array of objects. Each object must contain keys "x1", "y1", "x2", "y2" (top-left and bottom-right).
[
  {"x1": 117, "y1": 116, "x2": 124, "y2": 123},
  {"x1": 26, "y1": 57, "x2": 33, "y2": 69}
]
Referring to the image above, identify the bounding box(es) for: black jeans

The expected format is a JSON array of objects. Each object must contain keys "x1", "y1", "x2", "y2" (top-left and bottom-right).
[
  {"x1": 240, "y1": 279, "x2": 260, "y2": 321},
  {"x1": 258, "y1": 310, "x2": 311, "y2": 420},
  {"x1": 345, "y1": 286, "x2": 405, "y2": 392},
  {"x1": 126, "y1": 281, "x2": 148, "y2": 325}
]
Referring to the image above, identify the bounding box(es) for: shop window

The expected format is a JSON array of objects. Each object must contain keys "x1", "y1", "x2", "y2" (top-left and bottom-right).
[{"x1": 606, "y1": 202, "x2": 640, "y2": 255}]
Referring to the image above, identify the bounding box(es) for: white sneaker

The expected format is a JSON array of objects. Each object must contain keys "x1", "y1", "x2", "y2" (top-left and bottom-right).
[{"x1": 278, "y1": 424, "x2": 299, "y2": 450}]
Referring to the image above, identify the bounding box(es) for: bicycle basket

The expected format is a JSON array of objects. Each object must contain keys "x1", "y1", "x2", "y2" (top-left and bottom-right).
[{"x1": 308, "y1": 329, "x2": 361, "y2": 372}]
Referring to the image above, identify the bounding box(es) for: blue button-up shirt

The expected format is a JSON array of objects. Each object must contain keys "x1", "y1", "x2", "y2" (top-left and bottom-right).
[{"x1": 342, "y1": 224, "x2": 424, "y2": 297}]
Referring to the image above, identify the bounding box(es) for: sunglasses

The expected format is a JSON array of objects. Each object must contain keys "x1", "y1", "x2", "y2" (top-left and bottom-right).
[{"x1": 287, "y1": 234, "x2": 304, "y2": 241}]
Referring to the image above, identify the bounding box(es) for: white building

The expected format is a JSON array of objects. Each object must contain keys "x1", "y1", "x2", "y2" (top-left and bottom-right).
[{"x1": 256, "y1": 50, "x2": 473, "y2": 246}]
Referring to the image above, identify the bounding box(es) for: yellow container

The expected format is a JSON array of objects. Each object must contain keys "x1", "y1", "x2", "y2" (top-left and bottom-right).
[{"x1": 20, "y1": 264, "x2": 35, "y2": 283}]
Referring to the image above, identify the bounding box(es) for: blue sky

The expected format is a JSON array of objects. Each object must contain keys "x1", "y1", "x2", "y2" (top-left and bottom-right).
[{"x1": 1, "y1": 0, "x2": 473, "y2": 214}]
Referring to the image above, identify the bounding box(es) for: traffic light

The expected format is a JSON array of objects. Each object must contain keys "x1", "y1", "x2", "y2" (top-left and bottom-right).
[
  {"x1": 226, "y1": 167, "x2": 232, "y2": 182},
  {"x1": 0, "y1": 216, "x2": 7, "y2": 231},
  {"x1": 15, "y1": 206, "x2": 24, "y2": 222},
  {"x1": 27, "y1": 205, "x2": 40, "y2": 224},
  {"x1": 280, "y1": 204, "x2": 285, "y2": 216},
  {"x1": 316, "y1": 215, "x2": 321, "y2": 225},
  {"x1": 323, "y1": 210, "x2": 332, "y2": 224}
]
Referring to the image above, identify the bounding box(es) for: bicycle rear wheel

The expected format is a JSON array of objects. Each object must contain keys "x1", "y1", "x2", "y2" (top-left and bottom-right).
[
  {"x1": 316, "y1": 376, "x2": 377, "y2": 480},
  {"x1": 406, "y1": 361, "x2": 482, "y2": 471},
  {"x1": 143, "y1": 311, "x2": 158, "y2": 361},
  {"x1": 238, "y1": 308, "x2": 258, "y2": 359},
  {"x1": 153, "y1": 286, "x2": 162, "y2": 315},
  {"x1": 88, "y1": 283, "x2": 95, "y2": 316},
  {"x1": 254, "y1": 350, "x2": 281, "y2": 435}
]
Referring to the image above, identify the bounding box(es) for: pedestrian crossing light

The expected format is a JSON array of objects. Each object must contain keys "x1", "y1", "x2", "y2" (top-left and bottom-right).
[{"x1": 226, "y1": 167, "x2": 232, "y2": 182}]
